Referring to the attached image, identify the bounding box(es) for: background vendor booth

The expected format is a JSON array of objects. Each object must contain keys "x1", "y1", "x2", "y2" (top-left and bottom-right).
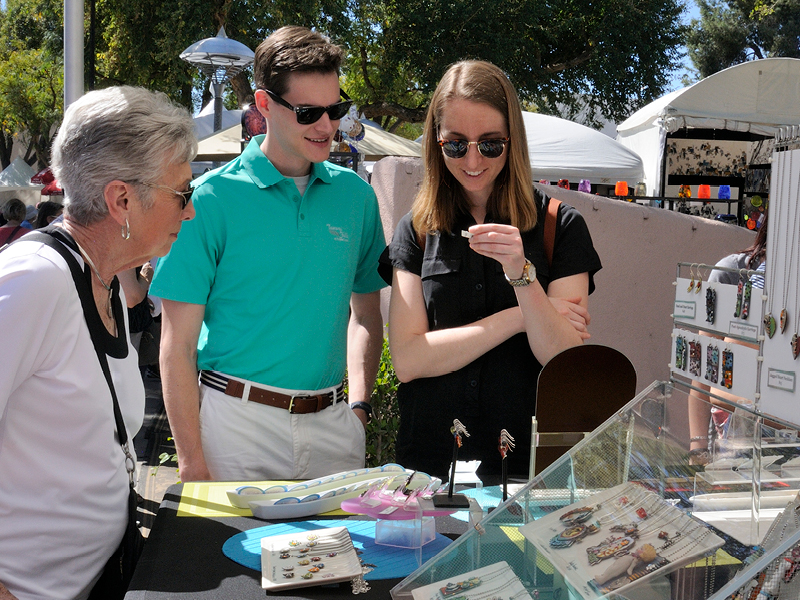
[
  {"x1": 522, "y1": 112, "x2": 645, "y2": 194},
  {"x1": 0, "y1": 157, "x2": 44, "y2": 207},
  {"x1": 616, "y1": 58, "x2": 800, "y2": 225}
]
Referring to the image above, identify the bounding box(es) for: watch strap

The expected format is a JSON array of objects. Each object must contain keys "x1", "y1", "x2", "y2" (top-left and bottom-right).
[{"x1": 350, "y1": 401, "x2": 373, "y2": 421}]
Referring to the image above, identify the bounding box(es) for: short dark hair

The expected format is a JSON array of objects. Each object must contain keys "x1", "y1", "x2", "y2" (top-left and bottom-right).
[
  {"x1": 2, "y1": 198, "x2": 26, "y2": 222},
  {"x1": 253, "y1": 26, "x2": 344, "y2": 96}
]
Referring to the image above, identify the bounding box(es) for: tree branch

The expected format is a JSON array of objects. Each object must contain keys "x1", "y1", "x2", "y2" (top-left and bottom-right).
[
  {"x1": 361, "y1": 102, "x2": 427, "y2": 124},
  {"x1": 542, "y1": 48, "x2": 595, "y2": 73},
  {"x1": 359, "y1": 45, "x2": 378, "y2": 97},
  {"x1": 748, "y1": 43, "x2": 764, "y2": 60}
]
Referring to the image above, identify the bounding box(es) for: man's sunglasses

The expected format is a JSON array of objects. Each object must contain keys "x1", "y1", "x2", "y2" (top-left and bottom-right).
[
  {"x1": 265, "y1": 89, "x2": 353, "y2": 125},
  {"x1": 437, "y1": 138, "x2": 510, "y2": 159},
  {"x1": 142, "y1": 182, "x2": 194, "y2": 209}
]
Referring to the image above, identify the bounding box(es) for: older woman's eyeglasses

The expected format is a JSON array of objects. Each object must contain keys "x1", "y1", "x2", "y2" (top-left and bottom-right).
[
  {"x1": 437, "y1": 138, "x2": 509, "y2": 159},
  {"x1": 141, "y1": 182, "x2": 193, "y2": 209},
  {"x1": 264, "y1": 90, "x2": 353, "y2": 125}
]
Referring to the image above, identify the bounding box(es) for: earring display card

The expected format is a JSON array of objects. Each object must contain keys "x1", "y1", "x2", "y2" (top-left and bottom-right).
[
  {"x1": 674, "y1": 278, "x2": 761, "y2": 343},
  {"x1": 519, "y1": 482, "x2": 724, "y2": 600},
  {"x1": 260, "y1": 526, "x2": 362, "y2": 591},
  {"x1": 670, "y1": 328, "x2": 759, "y2": 402},
  {"x1": 410, "y1": 561, "x2": 533, "y2": 600}
]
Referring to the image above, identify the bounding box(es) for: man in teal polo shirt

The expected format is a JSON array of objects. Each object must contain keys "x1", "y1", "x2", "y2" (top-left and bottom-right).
[{"x1": 151, "y1": 26, "x2": 386, "y2": 481}]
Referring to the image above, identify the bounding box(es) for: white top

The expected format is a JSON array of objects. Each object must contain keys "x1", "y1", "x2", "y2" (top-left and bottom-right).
[{"x1": 0, "y1": 237, "x2": 144, "y2": 600}]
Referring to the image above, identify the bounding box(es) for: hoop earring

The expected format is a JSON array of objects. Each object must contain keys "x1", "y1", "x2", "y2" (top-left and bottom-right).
[{"x1": 122, "y1": 218, "x2": 131, "y2": 240}]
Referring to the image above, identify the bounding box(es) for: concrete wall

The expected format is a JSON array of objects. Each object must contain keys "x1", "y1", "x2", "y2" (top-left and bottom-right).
[{"x1": 371, "y1": 156, "x2": 755, "y2": 395}]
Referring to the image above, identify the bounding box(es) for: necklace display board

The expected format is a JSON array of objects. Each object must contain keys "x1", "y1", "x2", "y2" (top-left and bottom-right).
[{"x1": 759, "y1": 130, "x2": 800, "y2": 426}]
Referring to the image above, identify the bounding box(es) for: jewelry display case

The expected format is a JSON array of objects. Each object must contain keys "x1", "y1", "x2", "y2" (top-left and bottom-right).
[
  {"x1": 390, "y1": 130, "x2": 800, "y2": 600},
  {"x1": 390, "y1": 382, "x2": 800, "y2": 600}
]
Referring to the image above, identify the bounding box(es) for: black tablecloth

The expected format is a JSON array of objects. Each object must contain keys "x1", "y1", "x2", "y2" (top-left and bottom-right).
[{"x1": 125, "y1": 484, "x2": 469, "y2": 600}]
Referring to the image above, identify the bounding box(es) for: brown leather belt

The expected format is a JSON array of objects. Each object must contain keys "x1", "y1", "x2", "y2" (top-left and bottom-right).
[{"x1": 199, "y1": 370, "x2": 344, "y2": 414}]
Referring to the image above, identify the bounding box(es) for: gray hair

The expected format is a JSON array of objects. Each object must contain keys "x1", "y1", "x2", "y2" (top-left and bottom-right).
[{"x1": 52, "y1": 86, "x2": 198, "y2": 226}]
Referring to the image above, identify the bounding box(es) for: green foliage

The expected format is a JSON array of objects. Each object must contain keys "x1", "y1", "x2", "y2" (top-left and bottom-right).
[
  {"x1": 686, "y1": 0, "x2": 800, "y2": 78},
  {"x1": 0, "y1": 0, "x2": 63, "y2": 168},
  {"x1": 364, "y1": 339, "x2": 401, "y2": 468},
  {"x1": 340, "y1": 0, "x2": 686, "y2": 128}
]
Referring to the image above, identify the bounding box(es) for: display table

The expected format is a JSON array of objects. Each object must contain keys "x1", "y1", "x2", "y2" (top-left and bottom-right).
[{"x1": 124, "y1": 484, "x2": 470, "y2": 600}]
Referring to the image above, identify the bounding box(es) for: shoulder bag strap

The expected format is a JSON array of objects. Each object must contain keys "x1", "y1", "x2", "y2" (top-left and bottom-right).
[
  {"x1": 24, "y1": 232, "x2": 133, "y2": 458},
  {"x1": 543, "y1": 198, "x2": 562, "y2": 268},
  {"x1": 0, "y1": 225, "x2": 23, "y2": 251}
]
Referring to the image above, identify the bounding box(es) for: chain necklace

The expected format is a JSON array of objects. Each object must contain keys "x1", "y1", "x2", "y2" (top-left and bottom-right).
[
  {"x1": 783, "y1": 149, "x2": 798, "y2": 337},
  {"x1": 792, "y1": 149, "x2": 800, "y2": 359},
  {"x1": 658, "y1": 525, "x2": 713, "y2": 561},
  {"x1": 437, "y1": 565, "x2": 514, "y2": 599},
  {"x1": 765, "y1": 147, "x2": 788, "y2": 338},
  {"x1": 73, "y1": 239, "x2": 114, "y2": 320}
]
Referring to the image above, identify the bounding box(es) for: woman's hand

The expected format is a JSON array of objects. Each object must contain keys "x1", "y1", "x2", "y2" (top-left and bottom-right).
[
  {"x1": 549, "y1": 296, "x2": 591, "y2": 339},
  {"x1": 466, "y1": 224, "x2": 527, "y2": 279}
]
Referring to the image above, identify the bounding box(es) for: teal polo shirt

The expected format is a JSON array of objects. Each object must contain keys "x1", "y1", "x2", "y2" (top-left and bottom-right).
[{"x1": 151, "y1": 136, "x2": 387, "y2": 390}]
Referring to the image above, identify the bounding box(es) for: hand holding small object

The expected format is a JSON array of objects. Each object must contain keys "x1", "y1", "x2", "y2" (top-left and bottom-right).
[{"x1": 464, "y1": 223, "x2": 527, "y2": 281}]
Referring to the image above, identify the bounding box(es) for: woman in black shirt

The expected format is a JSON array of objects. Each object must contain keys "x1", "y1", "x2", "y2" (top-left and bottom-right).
[{"x1": 380, "y1": 60, "x2": 602, "y2": 483}]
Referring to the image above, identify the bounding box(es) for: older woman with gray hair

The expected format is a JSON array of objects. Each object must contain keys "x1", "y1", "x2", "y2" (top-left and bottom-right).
[{"x1": 0, "y1": 86, "x2": 196, "y2": 600}]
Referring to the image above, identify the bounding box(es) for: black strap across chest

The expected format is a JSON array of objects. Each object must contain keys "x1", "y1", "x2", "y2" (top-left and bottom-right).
[{"x1": 21, "y1": 231, "x2": 131, "y2": 447}]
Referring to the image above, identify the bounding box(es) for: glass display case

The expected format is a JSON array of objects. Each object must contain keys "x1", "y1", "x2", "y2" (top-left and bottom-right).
[{"x1": 391, "y1": 381, "x2": 800, "y2": 600}]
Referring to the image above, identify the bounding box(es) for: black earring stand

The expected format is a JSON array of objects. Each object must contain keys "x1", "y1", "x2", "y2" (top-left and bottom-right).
[{"x1": 432, "y1": 435, "x2": 470, "y2": 509}]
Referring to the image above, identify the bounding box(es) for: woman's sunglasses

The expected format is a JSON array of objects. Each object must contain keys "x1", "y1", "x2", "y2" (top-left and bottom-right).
[
  {"x1": 265, "y1": 89, "x2": 353, "y2": 125},
  {"x1": 437, "y1": 138, "x2": 510, "y2": 159},
  {"x1": 142, "y1": 182, "x2": 193, "y2": 209}
]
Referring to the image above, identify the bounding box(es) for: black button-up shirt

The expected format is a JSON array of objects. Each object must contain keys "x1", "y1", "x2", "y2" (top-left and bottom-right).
[{"x1": 379, "y1": 194, "x2": 601, "y2": 482}]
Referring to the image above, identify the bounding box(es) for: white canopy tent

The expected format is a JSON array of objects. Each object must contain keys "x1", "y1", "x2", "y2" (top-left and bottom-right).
[
  {"x1": 194, "y1": 119, "x2": 421, "y2": 163},
  {"x1": 522, "y1": 112, "x2": 644, "y2": 184},
  {"x1": 194, "y1": 102, "x2": 243, "y2": 141},
  {"x1": 0, "y1": 158, "x2": 43, "y2": 206},
  {"x1": 616, "y1": 58, "x2": 800, "y2": 195}
]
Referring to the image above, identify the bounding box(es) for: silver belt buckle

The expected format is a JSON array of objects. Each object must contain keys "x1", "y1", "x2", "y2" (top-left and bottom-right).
[{"x1": 288, "y1": 393, "x2": 311, "y2": 413}]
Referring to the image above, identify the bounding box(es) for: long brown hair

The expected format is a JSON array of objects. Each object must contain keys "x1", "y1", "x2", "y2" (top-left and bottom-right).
[{"x1": 412, "y1": 60, "x2": 537, "y2": 237}]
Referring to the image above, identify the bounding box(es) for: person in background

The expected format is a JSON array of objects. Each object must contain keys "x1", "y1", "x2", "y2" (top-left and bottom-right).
[
  {"x1": 33, "y1": 200, "x2": 64, "y2": 229},
  {"x1": 379, "y1": 60, "x2": 601, "y2": 483},
  {"x1": 20, "y1": 205, "x2": 36, "y2": 229},
  {"x1": 151, "y1": 26, "x2": 386, "y2": 482},
  {"x1": 0, "y1": 199, "x2": 29, "y2": 246},
  {"x1": 0, "y1": 86, "x2": 197, "y2": 600}
]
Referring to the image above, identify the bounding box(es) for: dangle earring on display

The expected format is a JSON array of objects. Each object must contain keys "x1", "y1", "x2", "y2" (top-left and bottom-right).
[
  {"x1": 687, "y1": 264, "x2": 696, "y2": 293},
  {"x1": 706, "y1": 287, "x2": 716, "y2": 324},
  {"x1": 722, "y1": 347, "x2": 734, "y2": 389},
  {"x1": 694, "y1": 266, "x2": 703, "y2": 294},
  {"x1": 734, "y1": 270, "x2": 745, "y2": 318},
  {"x1": 122, "y1": 218, "x2": 131, "y2": 240},
  {"x1": 741, "y1": 275, "x2": 752, "y2": 319}
]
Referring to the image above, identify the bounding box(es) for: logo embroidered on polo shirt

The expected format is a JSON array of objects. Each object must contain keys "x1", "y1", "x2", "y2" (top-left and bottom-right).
[{"x1": 327, "y1": 225, "x2": 349, "y2": 242}]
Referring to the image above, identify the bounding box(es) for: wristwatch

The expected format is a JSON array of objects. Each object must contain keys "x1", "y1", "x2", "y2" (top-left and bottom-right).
[{"x1": 505, "y1": 259, "x2": 535, "y2": 287}]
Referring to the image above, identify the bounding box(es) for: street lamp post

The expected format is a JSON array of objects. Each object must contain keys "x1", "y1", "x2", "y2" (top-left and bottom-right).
[{"x1": 180, "y1": 27, "x2": 254, "y2": 133}]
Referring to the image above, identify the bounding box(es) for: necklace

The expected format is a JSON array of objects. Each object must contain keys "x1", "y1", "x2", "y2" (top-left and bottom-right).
[
  {"x1": 792, "y1": 149, "x2": 800, "y2": 359},
  {"x1": 765, "y1": 148, "x2": 788, "y2": 337},
  {"x1": 438, "y1": 566, "x2": 514, "y2": 599},
  {"x1": 783, "y1": 149, "x2": 798, "y2": 337},
  {"x1": 73, "y1": 239, "x2": 114, "y2": 319}
]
